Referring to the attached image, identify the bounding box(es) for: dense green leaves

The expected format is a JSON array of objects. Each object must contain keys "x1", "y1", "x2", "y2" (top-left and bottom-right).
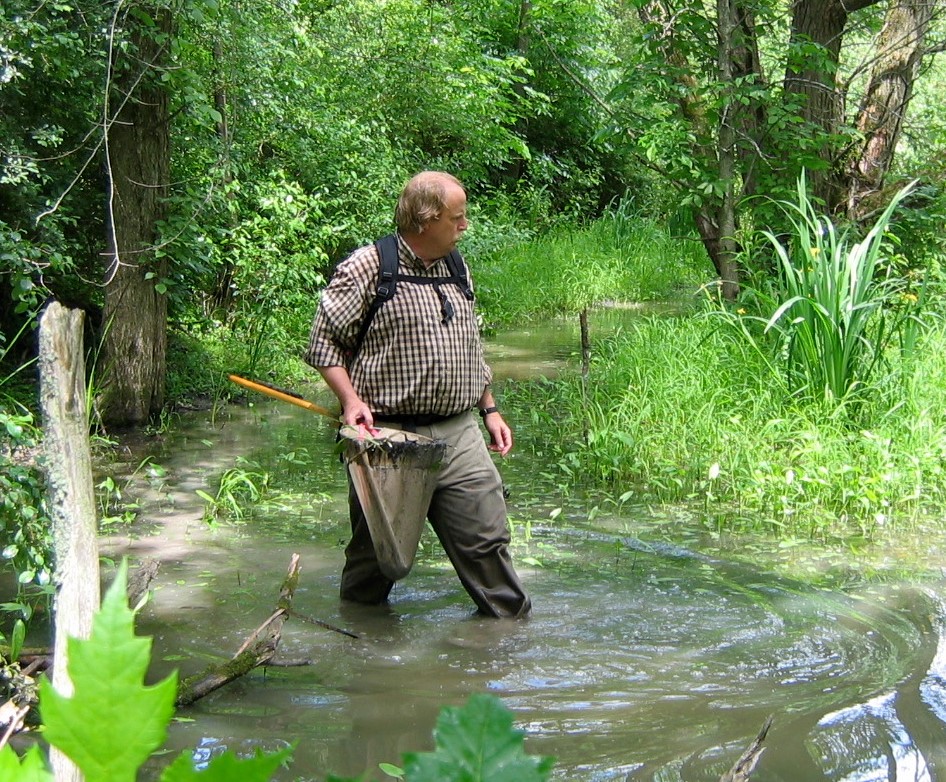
[
  {"x1": 159, "y1": 748, "x2": 293, "y2": 781},
  {"x1": 0, "y1": 745, "x2": 52, "y2": 782}
]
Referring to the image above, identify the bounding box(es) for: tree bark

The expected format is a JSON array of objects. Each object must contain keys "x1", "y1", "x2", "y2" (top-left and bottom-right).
[
  {"x1": 100, "y1": 4, "x2": 173, "y2": 427},
  {"x1": 639, "y1": 0, "x2": 746, "y2": 297},
  {"x1": 716, "y1": 0, "x2": 742, "y2": 300},
  {"x1": 846, "y1": 0, "x2": 933, "y2": 219},
  {"x1": 38, "y1": 302, "x2": 101, "y2": 782},
  {"x1": 783, "y1": 0, "x2": 883, "y2": 208}
]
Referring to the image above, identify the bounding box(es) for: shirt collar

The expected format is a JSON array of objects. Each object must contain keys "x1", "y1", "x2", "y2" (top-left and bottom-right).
[{"x1": 396, "y1": 233, "x2": 445, "y2": 271}]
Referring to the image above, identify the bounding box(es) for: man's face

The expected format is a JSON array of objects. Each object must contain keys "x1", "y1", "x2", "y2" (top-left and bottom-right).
[{"x1": 423, "y1": 183, "x2": 468, "y2": 258}]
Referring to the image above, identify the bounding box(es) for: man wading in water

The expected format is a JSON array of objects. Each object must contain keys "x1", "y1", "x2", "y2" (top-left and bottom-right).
[{"x1": 304, "y1": 171, "x2": 532, "y2": 618}]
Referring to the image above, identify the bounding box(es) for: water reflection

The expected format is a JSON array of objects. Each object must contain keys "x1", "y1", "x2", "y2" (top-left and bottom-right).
[
  {"x1": 812, "y1": 693, "x2": 933, "y2": 782},
  {"x1": 107, "y1": 312, "x2": 946, "y2": 781}
]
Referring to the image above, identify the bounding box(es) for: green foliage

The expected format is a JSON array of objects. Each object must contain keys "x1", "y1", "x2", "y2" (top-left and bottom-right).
[
  {"x1": 0, "y1": 407, "x2": 52, "y2": 592},
  {"x1": 0, "y1": 745, "x2": 52, "y2": 781},
  {"x1": 196, "y1": 459, "x2": 270, "y2": 523},
  {"x1": 402, "y1": 694, "x2": 554, "y2": 782},
  {"x1": 740, "y1": 175, "x2": 922, "y2": 407},
  {"x1": 39, "y1": 567, "x2": 178, "y2": 781},
  {"x1": 475, "y1": 213, "x2": 707, "y2": 327},
  {"x1": 1, "y1": 561, "x2": 294, "y2": 781},
  {"x1": 505, "y1": 307, "x2": 946, "y2": 540},
  {"x1": 328, "y1": 694, "x2": 553, "y2": 782}
]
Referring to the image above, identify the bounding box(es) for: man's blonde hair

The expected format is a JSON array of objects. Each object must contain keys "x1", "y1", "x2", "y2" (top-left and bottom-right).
[{"x1": 395, "y1": 172, "x2": 464, "y2": 234}]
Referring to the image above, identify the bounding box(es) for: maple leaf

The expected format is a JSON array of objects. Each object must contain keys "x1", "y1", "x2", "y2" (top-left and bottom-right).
[
  {"x1": 0, "y1": 744, "x2": 54, "y2": 782},
  {"x1": 159, "y1": 746, "x2": 294, "y2": 781},
  {"x1": 402, "y1": 694, "x2": 553, "y2": 782},
  {"x1": 39, "y1": 561, "x2": 178, "y2": 782}
]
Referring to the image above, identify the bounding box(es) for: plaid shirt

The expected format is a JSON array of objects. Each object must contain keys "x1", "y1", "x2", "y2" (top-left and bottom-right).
[{"x1": 304, "y1": 235, "x2": 491, "y2": 416}]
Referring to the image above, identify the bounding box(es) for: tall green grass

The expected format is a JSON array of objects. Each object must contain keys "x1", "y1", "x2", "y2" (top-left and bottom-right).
[
  {"x1": 744, "y1": 175, "x2": 921, "y2": 406},
  {"x1": 505, "y1": 314, "x2": 946, "y2": 540},
  {"x1": 473, "y1": 215, "x2": 708, "y2": 326}
]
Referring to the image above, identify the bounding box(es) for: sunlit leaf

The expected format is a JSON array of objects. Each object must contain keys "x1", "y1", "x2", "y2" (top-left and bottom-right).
[
  {"x1": 39, "y1": 562, "x2": 178, "y2": 782},
  {"x1": 0, "y1": 744, "x2": 53, "y2": 781},
  {"x1": 158, "y1": 746, "x2": 293, "y2": 781},
  {"x1": 402, "y1": 694, "x2": 553, "y2": 782}
]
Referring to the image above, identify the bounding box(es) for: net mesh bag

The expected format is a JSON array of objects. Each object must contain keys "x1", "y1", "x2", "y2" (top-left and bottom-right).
[{"x1": 339, "y1": 425, "x2": 447, "y2": 580}]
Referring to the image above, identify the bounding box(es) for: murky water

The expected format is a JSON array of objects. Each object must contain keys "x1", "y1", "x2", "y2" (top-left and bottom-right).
[{"x1": 94, "y1": 315, "x2": 946, "y2": 781}]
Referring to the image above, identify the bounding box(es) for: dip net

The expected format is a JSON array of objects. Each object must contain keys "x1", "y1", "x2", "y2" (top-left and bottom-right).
[{"x1": 339, "y1": 425, "x2": 447, "y2": 580}]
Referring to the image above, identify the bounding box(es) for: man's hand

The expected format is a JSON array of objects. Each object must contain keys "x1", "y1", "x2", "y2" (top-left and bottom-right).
[
  {"x1": 342, "y1": 399, "x2": 374, "y2": 429},
  {"x1": 318, "y1": 366, "x2": 374, "y2": 428},
  {"x1": 484, "y1": 412, "x2": 513, "y2": 456}
]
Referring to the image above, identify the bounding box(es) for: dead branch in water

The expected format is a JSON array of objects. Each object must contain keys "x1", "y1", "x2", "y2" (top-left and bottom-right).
[
  {"x1": 720, "y1": 716, "x2": 773, "y2": 782},
  {"x1": 175, "y1": 553, "x2": 301, "y2": 707}
]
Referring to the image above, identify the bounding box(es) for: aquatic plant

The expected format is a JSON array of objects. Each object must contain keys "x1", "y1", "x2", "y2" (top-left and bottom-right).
[
  {"x1": 747, "y1": 174, "x2": 922, "y2": 407},
  {"x1": 197, "y1": 459, "x2": 271, "y2": 524}
]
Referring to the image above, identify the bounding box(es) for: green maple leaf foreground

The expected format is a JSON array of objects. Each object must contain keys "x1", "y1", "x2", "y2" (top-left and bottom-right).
[
  {"x1": 34, "y1": 560, "x2": 291, "y2": 782},
  {"x1": 401, "y1": 693, "x2": 554, "y2": 782},
  {"x1": 38, "y1": 561, "x2": 179, "y2": 782}
]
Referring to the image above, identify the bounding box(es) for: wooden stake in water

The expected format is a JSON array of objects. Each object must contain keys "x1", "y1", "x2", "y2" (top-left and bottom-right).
[{"x1": 39, "y1": 302, "x2": 101, "y2": 782}]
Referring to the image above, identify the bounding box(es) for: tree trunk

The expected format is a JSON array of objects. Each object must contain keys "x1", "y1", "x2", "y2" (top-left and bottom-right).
[
  {"x1": 783, "y1": 0, "x2": 882, "y2": 209},
  {"x1": 100, "y1": 4, "x2": 173, "y2": 427},
  {"x1": 716, "y1": 0, "x2": 742, "y2": 300},
  {"x1": 209, "y1": 37, "x2": 238, "y2": 315},
  {"x1": 845, "y1": 0, "x2": 933, "y2": 219}
]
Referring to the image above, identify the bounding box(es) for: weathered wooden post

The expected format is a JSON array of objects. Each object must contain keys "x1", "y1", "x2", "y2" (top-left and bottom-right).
[{"x1": 39, "y1": 302, "x2": 101, "y2": 782}]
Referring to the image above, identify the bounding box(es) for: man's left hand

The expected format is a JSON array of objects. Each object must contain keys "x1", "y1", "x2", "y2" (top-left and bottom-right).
[{"x1": 484, "y1": 413, "x2": 513, "y2": 457}]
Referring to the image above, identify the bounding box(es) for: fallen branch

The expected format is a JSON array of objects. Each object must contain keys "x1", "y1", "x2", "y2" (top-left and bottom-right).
[
  {"x1": 720, "y1": 716, "x2": 773, "y2": 782},
  {"x1": 288, "y1": 608, "x2": 361, "y2": 639},
  {"x1": 175, "y1": 553, "x2": 300, "y2": 708}
]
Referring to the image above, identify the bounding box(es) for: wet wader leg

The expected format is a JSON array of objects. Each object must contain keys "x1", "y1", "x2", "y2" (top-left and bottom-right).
[
  {"x1": 340, "y1": 476, "x2": 395, "y2": 604},
  {"x1": 426, "y1": 415, "x2": 531, "y2": 618}
]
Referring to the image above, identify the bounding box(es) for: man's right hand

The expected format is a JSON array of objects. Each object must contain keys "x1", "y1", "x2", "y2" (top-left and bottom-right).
[
  {"x1": 317, "y1": 366, "x2": 374, "y2": 428},
  {"x1": 342, "y1": 399, "x2": 374, "y2": 429}
]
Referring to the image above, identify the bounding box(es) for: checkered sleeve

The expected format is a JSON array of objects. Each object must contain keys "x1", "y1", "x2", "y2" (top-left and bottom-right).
[{"x1": 303, "y1": 245, "x2": 378, "y2": 369}]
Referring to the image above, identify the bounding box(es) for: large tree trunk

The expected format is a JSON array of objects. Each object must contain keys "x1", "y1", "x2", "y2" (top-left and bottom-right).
[
  {"x1": 100, "y1": 4, "x2": 172, "y2": 427},
  {"x1": 845, "y1": 0, "x2": 933, "y2": 219},
  {"x1": 782, "y1": 0, "x2": 882, "y2": 209}
]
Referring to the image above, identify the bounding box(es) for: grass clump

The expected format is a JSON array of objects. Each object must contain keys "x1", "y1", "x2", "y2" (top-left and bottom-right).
[{"x1": 507, "y1": 315, "x2": 946, "y2": 540}]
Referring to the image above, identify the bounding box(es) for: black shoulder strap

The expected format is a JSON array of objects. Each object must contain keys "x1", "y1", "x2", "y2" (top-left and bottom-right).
[
  {"x1": 349, "y1": 235, "x2": 474, "y2": 360},
  {"x1": 445, "y1": 249, "x2": 474, "y2": 301},
  {"x1": 350, "y1": 234, "x2": 399, "y2": 360}
]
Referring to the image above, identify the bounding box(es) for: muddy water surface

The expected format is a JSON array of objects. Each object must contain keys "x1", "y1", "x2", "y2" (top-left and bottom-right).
[{"x1": 97, "y1": 316, "x2": 946, "y2": 782}]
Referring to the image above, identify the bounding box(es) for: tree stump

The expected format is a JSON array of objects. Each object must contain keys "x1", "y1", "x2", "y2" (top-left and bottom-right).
[{"x1": 39, "y1": 301, "x2": 101, "y2": 782}]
